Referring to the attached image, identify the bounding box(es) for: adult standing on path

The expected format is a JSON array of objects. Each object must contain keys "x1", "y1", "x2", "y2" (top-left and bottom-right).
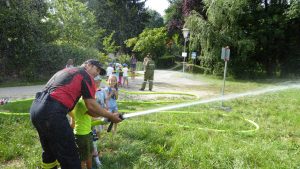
[
  {"x1": 142, "y1": 54, "x2": 149, "y2": 71},
  {"x1": 65, "y1": 58, "x2": 74, "y2": 68},
  {"x1": 140, "y1": 54, "x2": 155, "y2": 91},
  {"x1": 130, "y1": 54, "x2": 137, "y2": 79},
  {"x1": 30, "y1": 59, "x2": 122, "y2": 169}
]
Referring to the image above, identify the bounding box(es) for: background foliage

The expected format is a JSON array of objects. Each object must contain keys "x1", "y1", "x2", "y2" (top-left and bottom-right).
[
  {"x1": 184, "y1": 0, "x2": 300, "y2": 78},
  {"x1": 0, "y1": 0, "x2": 299, "y2": 83}
]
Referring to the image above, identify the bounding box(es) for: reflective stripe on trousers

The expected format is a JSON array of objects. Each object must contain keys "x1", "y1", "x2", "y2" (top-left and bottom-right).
[{"x1": 42, "y1": 160, "x2": 59, "y2": 169}]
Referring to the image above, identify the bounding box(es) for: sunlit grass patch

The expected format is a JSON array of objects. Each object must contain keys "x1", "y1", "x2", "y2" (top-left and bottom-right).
[
  {"x1": 0, "y1": 115, "x2": 41, "y2": 168},
  {"x1": 125, "y1": 111, "x2": 256, "y2": 132},
  {"x1": 0, "y1": 99, "x2": 33, "y2": 114},
  {"x1": 0, "y1": 88, "x2": 299, "y2": 168}
]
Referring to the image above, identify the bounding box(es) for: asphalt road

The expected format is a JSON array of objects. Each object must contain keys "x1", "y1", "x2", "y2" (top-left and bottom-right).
[{"x1": 0, "y1": 70, "x2": 211, "y2": 101}]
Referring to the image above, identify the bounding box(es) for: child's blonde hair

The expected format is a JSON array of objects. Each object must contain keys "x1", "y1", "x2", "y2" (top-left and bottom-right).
[{"x1": 108, "y1": 75, "x2": 117, "y2": 86}]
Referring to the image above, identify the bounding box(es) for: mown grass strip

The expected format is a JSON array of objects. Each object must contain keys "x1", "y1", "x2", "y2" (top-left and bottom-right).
[
  {"x1": 126, "y1": 117, "x2": 259, "y2": 133},
  {"x1": 120, "y1": 90, "x2": 199, "y2": 99}
]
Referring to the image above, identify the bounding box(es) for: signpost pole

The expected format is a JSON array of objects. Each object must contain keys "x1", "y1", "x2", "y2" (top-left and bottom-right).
[
  {"x1": 182, "y1": 28, "x2": 190, "y2": 73},
  {"x1": 183, "y1": 39, "x2": 186, "y2": 73},
  {"x1": 220, "y1": 46, "x2": 230, "y2": 108},
  {"x1": 221, "y1": 60, "x2": 228, "y2": 107}
]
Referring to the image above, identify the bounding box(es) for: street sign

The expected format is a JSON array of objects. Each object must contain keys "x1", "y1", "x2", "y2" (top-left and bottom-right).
[
  {"x1": 221, "y1": 48, "x2": 226, "y2": 59},
  {"x1": 225, "y1": 48, "x2": 230, "y2": 61},
  {"x1": 220, "y1": 46, "x2": 230, "y2": 107},
  {"x1": 221, "y1": 47, "x2": 230, "y2": 61},
  {"x1": 182, "y1": 52, "x2": 187, "y2": 57},
  {"x1": 191, "y1": 52, "x2": 196, "y2": 59}
]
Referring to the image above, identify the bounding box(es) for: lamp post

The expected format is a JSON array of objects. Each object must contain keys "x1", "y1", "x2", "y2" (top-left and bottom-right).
[{"x1": 182, "y1": 28, "x2": 190, "y2": 73}]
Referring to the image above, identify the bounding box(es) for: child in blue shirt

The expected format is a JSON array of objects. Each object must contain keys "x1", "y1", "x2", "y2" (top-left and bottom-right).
[
  {"x1": 92, "y1": 75, "x2": 107, "y2": 168},
  {"x1": 105, "y1": 75, "x2": 119, "y2": 134}
]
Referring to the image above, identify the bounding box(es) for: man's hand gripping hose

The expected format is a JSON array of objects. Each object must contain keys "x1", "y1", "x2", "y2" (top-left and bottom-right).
[{"x1": 107, "y1": 114, "x2": 124, "y2": 132}]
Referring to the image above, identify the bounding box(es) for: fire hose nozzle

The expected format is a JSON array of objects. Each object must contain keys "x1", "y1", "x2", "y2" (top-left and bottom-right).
[{"x1": 107, "y1": 114, "x2": 124, "y2": 132}]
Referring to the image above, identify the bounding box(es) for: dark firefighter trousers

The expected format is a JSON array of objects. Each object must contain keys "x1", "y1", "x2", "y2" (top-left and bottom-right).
[{"x1": 30, "y1": 92, "x2": 81, "y2": 169}]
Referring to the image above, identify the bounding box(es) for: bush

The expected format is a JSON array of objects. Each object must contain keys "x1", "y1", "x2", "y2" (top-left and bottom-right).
[
  {"x1": 35, "y1": 43, "x2": 103, "y2": 79},
  {"x1": 156, "y1": 54, "x2": 175, "y2": 69}
]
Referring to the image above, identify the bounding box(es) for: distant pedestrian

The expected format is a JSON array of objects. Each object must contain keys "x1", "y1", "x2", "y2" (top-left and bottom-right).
[
  {"x1": 118, "y1": 64, "x2": 123, "y2": 87},
  {"x1": 106, "y1": 63, "x2": 114, "y2": 79},
  {"x1": 122, "y1": 64, "x2": 129, "y2": 88},
  {"x1": 143, "y1": 54, "x2": 149, "y2": 71},
  {"x1": 66, "y1": 59, "x2": 74, "y2": 68},
  {"x1": 130, "y1": 54, "x2": 137, "y2": 79},
  {"x1": 140, "y1": 54, "x2": 155, "y2": 91}
]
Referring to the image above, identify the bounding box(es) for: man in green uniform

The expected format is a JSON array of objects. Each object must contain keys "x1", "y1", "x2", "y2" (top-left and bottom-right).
[{"x1": 140, "y1": 54, "x2": 155, "y2": 91}]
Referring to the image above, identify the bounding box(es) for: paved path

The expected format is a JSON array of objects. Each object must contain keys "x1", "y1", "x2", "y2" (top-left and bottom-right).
[
  {"x1": 0, "y1": 85, "x2": 44, "y2": 101},
  {"x1": 0, "y1": 70, "x2": 213, "y2": 101},
  {"x1": 126, "y1": 70, "x2": 213, "y2": 100}
]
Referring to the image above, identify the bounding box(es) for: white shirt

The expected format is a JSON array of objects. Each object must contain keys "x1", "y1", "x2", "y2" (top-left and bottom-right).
[
  {"x1": 122, "y1": 67, "x2": 128, "y2": 77},
  {"x1": 106, "y1": 66, "x2": 114, "y2": 76}
]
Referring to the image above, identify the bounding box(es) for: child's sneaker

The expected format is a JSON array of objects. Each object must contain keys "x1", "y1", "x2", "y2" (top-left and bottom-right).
[
  {"x1": 92, "y1": 129, "x2": 98, "y2": 141},
  {"x1": 93, "y1": 155, "x2": 102, "y2": 168}
]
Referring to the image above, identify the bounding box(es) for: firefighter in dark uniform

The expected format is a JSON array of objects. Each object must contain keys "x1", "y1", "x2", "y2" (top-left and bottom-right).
[
  {"x1": 140, "y1": 54, "x2": 155, "y2": 91},
  {"x1": 30, "y1": 59, "x2": 122, "y2": 169}
]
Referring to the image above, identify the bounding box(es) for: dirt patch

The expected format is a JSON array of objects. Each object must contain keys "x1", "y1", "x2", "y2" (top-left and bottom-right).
[{"x1": 0, "y1": 159, "x2": 25, "y2": 169}]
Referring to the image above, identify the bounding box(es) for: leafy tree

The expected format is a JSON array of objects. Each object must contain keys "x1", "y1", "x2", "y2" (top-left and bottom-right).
[
  {"x1": 87, "y1": 0, "x2": 149, "y2": 52},
  {"x1": 0, "y1": 0, "x2": 106, "y2": 81},
  {"x1": 186, "y1": 0, "x2": 300, "y2": 77},
  {"x1": 125, "y1": 27, "x2": 167, "y2": 60},
  {"x1": 182, "y1": 0, "x2": 206, "y2": 19},
  {"x1": 166, "y1": 33, "x2": 181, "y2": 57},
  {"x1": 285, "y1": 0, "x2": 300, "y2": 19},
  {"x1": 165, "y1": 0, "x2": 184, "y2": 35},
  {"x1": 0, "y1": 0, "x2": 53, "y2": 80},
  {"x1": 102, "y1": 31, "x2": 120, "y2": 54},
  {"x1": 186, "y1": 0, "x2": 251, "y2": 75},
  {"x1": 281, "y1": 0, "x2": 300, "y2": 76},
  {"x1": 47, "y1": 0, "x2": 103, "y2": 48},
  {"x1": 145, "y1": 9, "x2": 164, "y2": 28}
]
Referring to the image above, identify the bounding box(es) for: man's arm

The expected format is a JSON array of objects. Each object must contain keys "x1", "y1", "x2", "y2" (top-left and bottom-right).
[{"x1": 83, "y1": 98, "x2": 121, "y2": 123}]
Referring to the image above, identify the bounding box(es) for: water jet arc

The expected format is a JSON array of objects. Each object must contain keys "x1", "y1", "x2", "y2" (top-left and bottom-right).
[{"x1": 123, "y1": 84, "x2": 300, "y2": 119}]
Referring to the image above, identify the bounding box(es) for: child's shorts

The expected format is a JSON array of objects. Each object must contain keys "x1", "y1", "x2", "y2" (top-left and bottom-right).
[
  {"x1": 95, "y1": 125, "x2": 104, "y2": 133},
  {"x1": 75, "y1": 133, "x2": 93, "y2": 161}
]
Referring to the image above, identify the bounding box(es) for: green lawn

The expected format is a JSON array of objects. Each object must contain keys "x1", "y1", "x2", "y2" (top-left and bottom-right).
[{"x1": 0, "y1": 84, "x2": 299, "y2": 168}]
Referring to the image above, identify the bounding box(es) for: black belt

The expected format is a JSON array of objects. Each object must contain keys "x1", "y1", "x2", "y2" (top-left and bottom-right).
[{"x1": 35, "y1": 91, "x2": 70, "y2": 114}]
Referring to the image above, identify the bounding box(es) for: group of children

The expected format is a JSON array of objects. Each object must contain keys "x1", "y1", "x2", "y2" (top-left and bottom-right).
[
  {"x1": 68, "y1": 74, "x2": 119, "y2": 169},
  {"x1": 106, "y1": 63, "x2": 129, "y2": 88}
]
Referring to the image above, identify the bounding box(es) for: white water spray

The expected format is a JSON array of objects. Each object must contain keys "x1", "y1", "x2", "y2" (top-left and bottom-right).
[{"x1": 123, "y1": 83, "x2": 300, "y2": 119}]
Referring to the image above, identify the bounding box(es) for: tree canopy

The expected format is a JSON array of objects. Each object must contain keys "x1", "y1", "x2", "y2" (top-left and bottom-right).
[
  {"x1": 184, "y1": 0, "x2": 300, "y2": 77},
  {"x1": 0, "y1": 0, "x2": 299, "y2": 82}
]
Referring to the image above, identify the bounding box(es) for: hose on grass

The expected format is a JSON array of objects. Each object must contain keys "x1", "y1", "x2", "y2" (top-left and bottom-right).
[
  {"x1": 0, "y1": 91, "x2": 259, "y2": 133},
  {"x1": 125, "y1": 116, "x2": 259, "y2": 133}
]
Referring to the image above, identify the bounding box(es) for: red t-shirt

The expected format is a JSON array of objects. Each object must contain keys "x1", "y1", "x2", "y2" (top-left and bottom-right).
[{"x1": 44, "y1": 67, "x2": 96, "y2": 110}]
